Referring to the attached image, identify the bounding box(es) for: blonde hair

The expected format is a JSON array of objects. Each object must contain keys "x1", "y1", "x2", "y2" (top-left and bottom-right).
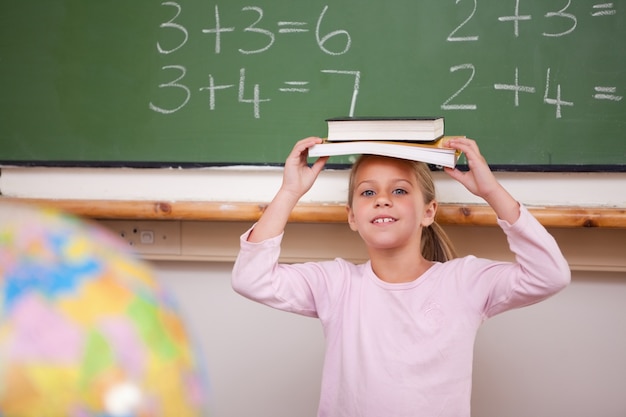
[{"x1": 347, "y1": 155, "x2": 457, "y2": 262}]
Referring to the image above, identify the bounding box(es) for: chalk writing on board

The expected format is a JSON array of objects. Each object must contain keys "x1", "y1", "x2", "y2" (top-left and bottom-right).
[
  {"x1": 593, "y1": 86, "x2": 622, "y2": 101},
  {"x1": 150, "y1": 1, "x2": 622, "y2": 123},
  {"x1": 441, "y1": 64, "x2": 477, "y2": 111},
  {"x1": 443, "y1": 0, "x2": 622, "y2": 118},
  {"x1": 542, "y1": 68, "x2": 574, "y2": 119},
  {"x1": 493, "y1": 68, "x2": 536, "y2": 107},
  {"x1": 157, "y1": 1, "x2": 186, "y2": 55},
  {"x1": 492, "y1": 67, "x2": 577, "y2": 118},
  {"x1": 151, "y1": 66, "x2": 361, "y2": 118},
  {"x1": 150, "y1": 2, "x2": 357, "y2": 117},
  {"x1": 447, "y1": 0, "x2": 479, "y2": 42},
  {"x1": 446, "y1": 64, "x2": 622, "y2": 118},
  {"x1": 591, "y1": 3, "x2": 617, "y2": 17},
  {"x1": 321, "y1": 70, "x2": 361, "y2": 116},
  {"x1": 201, "y1": 5, "x2": 351, "y2": 56},
  {"x1": 541, "y1": 0, "x2": 577, "y2": 37},
  {"x1": 496, "y1": 0, "x2": 577, "y2": 38},
  {"x1": 496, "y1": 0, "x2": 619, "y2": 37},
  {"x1": 447, "y1": 0, "x2": 598, "y2": 40}
]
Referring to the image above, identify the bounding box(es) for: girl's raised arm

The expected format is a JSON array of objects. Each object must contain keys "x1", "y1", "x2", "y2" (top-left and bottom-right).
[
  {"x1": 444, "y1": 137, "x2": 520, "y2": 224},
  {"x1": 247, "y1": 137, "x2": 328, "y2": 243}
]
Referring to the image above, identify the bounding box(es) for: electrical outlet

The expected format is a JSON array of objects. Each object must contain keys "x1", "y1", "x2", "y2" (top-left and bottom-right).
[{"x1": 100, "y1": 220, "x2": 181, "y2": 257}]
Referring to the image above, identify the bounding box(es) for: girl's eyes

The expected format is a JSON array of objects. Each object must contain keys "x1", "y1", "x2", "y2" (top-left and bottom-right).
[{"x1": 360, "y1": 188, "x2": 407, "y2": 197}]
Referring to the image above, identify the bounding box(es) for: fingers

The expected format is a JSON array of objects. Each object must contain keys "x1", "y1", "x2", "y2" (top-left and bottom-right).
[
  {"x1": 445, "y1": 137, "x2": 480, "y2": 159},
  {"x1": 443, "y1": 166, "x2": 463, "y2": 180},
  {"x1": 446, "y1": 136, "x2": 491, "y2": 171},
  {"x1": 284, "y1": 137, "x2": 321, "y2": 165},
  {"x1": 283, "y1": 137, "x2": 327, "y2": 185},
  {"x1": 291, "y1": 136, "x2": 323, "y2": 155},
  {"x1": 443, "y1": 137, "x2": 493, "y2": 194},
  {"x1": 310, "y1": 155, "x2": 329, "y2": 173}
]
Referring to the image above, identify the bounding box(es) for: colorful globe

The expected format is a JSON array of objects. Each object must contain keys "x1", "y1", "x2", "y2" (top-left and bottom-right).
[{"x1": 0, "y1": 202, "x2": 208, "y2": 417}]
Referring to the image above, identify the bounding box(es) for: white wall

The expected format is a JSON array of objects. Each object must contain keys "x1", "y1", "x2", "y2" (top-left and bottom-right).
[
  {"x1": 156, "y1": 261, "x2": 626, "y2": 417},
  {"x1": 472, "y1": 271, "x2": 626, "y2": 417}
]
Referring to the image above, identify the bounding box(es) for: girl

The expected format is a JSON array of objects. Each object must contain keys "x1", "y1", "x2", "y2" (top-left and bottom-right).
[{"x1": 232, "y1": 136, "x2": 570, "y2": 417}]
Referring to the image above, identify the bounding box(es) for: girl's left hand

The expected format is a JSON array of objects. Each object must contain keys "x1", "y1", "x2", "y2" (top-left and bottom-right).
[
  {"x1": 443, "y1": 137, "x2": 500, "y2": 200},
  {"x1": 444, "y1": 137, "x2": 520, "y2": 224}
]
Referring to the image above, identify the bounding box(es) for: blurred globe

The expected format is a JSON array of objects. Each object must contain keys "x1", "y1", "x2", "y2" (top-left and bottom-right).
[{"x1": 0, "y1": 202, "x2": 208, "y2": 417}]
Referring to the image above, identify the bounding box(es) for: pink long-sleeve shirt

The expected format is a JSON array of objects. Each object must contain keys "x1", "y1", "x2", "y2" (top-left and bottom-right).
[{"x1": 232, "y1": 205, "x2": 570, "y2": 417}]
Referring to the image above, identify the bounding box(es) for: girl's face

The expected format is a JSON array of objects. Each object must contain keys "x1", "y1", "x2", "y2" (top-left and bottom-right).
[{"x1": 347, "y1": 156, "x2": 437, "y2": 252}]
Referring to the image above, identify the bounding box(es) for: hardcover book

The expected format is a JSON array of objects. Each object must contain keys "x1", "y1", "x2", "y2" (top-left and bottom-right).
[{"x1": 326, "y1": 116, "x2": 444, "y2": 142}]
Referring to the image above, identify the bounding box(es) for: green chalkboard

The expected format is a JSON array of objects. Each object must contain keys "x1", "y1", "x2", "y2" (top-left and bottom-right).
[{"x1": 0, "y1": 0, "x2": 624, "y2": 169}]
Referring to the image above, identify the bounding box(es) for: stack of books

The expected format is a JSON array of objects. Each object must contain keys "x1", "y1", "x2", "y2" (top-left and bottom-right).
[{"x1": 308, "y1": 117, "x2": 461, "y2": 168}]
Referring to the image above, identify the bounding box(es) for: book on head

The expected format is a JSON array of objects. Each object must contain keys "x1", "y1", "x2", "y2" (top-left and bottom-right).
[
  {"x1": 308, "y1": 136, "x2": 462, "y2": 168},
  {"x1": 326, "y1": 116, "x2": 444, "y2": 142}
]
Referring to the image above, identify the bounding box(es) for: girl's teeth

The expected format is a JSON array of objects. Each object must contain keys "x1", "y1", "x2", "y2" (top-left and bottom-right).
[{"x1": 374, "y1": 218, "x2": 395, "y2": 223}]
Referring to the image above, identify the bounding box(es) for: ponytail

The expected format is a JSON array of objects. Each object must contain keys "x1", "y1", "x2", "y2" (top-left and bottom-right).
[{"x1": 421, "y1": 222, "x2": 457, "y2": 262}]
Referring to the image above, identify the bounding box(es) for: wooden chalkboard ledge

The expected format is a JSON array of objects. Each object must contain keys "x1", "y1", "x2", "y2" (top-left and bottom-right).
[{"x1": 2, "y1": 197, "x2": 625, "y2": 228}]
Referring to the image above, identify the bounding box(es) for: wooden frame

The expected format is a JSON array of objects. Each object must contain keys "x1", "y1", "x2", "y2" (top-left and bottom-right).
[{"x1": 2, "y1": 198, "x2": 625, "y2": 228}]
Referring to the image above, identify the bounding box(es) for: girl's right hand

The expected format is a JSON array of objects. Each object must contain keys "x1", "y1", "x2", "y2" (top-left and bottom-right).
[
  {"x1": 281, "y1": 137, "x2": 329, "y2": 199},
  {"x1": 247, "y1": 137, "x2": 328, "y2": 242}
]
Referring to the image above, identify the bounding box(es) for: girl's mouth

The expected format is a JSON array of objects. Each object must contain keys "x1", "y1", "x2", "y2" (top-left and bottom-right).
[{"x1": 372, "y1": 217, "x2": 397, "y2": 224}]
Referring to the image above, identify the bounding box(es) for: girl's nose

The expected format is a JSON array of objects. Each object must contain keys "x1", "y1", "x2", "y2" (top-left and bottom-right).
[{"x1": 375, "y1": 194, "x2": 392, "y2": 207}]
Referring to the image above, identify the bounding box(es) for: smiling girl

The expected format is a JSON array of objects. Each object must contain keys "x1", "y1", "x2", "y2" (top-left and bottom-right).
[{"x1": 231, "y1": 136, "x2": 570, "y2": 417}]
